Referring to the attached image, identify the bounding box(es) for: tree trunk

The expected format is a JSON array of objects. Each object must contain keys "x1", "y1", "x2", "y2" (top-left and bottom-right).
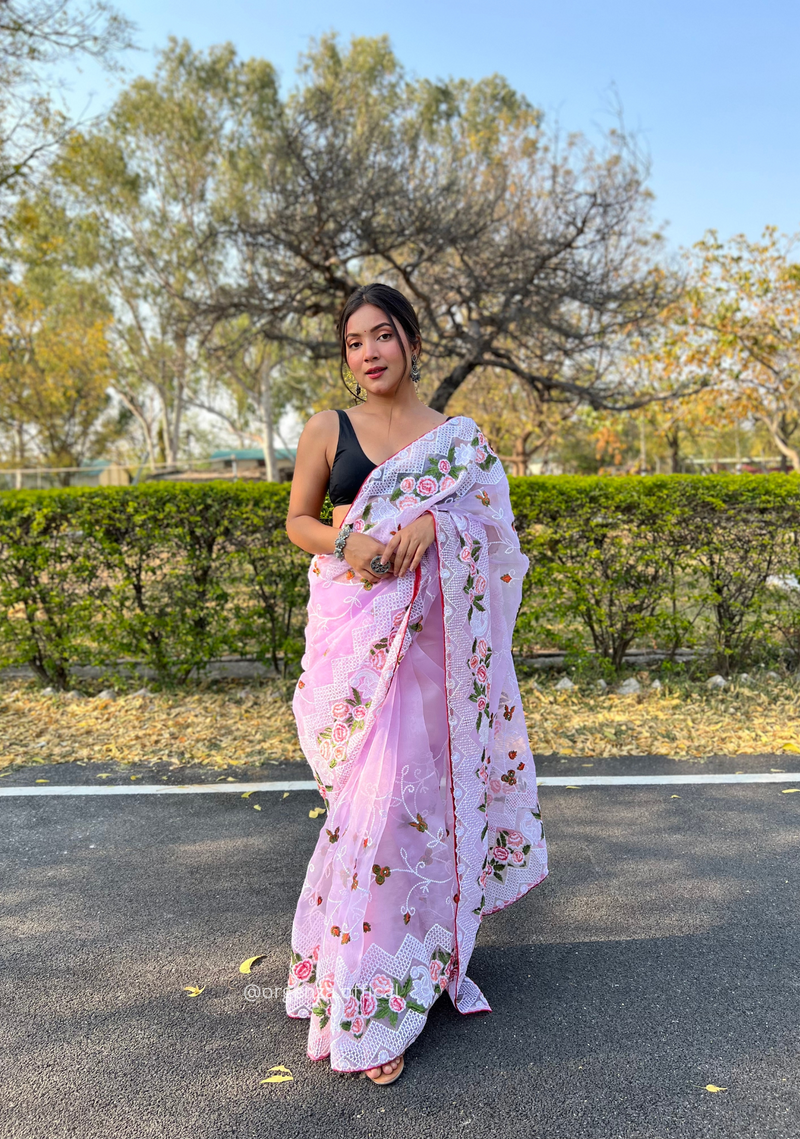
[{"x1": 260, "y1": 355, "x2": 277, "y2": 482}]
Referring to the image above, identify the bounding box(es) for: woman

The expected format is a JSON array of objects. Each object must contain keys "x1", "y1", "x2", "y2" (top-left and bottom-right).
[{"x1": 284, "y1": 283, "x2": 548, "y2": 1085}]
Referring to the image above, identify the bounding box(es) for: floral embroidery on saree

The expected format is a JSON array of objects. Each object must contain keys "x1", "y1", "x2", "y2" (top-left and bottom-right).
[{"x1": 286, "y1": 415, "x2": 548, "y2": 1071}]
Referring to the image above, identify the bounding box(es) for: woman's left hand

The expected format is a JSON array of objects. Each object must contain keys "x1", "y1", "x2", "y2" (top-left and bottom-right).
[{"x1": 380, "y1": 512, "x2": 436, "y2": 577}]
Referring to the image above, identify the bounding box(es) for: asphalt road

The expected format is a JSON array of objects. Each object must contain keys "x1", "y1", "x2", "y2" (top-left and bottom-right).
[{"x1": 1, "y1": 754, "x2": 799, "y2": 1139}]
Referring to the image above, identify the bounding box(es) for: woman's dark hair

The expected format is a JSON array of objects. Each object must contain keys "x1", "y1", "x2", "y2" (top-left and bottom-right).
[{"x1": 336, "y1": 283, "x2": 422, "y2": 403}]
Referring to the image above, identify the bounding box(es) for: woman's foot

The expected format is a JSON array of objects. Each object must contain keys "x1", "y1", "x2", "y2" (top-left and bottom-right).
[{"x1": 365, "y1": 1054, "x2": 404, "y2": 1084}]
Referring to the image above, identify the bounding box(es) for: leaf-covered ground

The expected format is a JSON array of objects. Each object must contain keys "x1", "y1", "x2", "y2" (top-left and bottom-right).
[{"x1": 3, "y1": 671, "x2": 800, "y2": 771}]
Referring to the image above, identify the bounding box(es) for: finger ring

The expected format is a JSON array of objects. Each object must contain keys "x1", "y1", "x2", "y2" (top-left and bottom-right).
[{"x1": 370, "y1": 555, "x2": 391, "y2": 574}]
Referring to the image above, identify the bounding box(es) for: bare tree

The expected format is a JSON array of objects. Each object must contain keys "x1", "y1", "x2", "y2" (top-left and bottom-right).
[
  {"x1": 0, "y1": 0, "x2": 135, "y2": 196},
  {"x1": 198, "y1": 36, "x2": 682, "y2": 416}
]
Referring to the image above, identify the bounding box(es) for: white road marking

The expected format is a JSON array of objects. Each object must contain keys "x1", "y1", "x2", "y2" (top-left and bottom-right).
[{"x1": 1, "y1": 772, "x2": 799, "y2": 796}]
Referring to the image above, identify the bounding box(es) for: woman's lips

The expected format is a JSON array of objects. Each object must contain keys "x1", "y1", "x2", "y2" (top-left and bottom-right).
[{"x1": 365, "y1": 367, "x2": 386, "y2": 377}]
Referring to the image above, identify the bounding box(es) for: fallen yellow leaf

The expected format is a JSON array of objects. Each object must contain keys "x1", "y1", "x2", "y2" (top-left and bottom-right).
[
  {"x1": 671, "y1": 794, "x2": 681, "y2": 799},
  {"x1": 781, "y1": 788, "x2": 800, "y2": 793},
  {"x1": 253, "y1": 803, "x2": 262, "y2": 810},
  {"x1": 309, "y1": 807, "x2": 326, "y2": 818},
  {"x1": 261, "y1": 1064, "x2": 293, "y2": 1084},
  {"x1": 565, "y1": 785, "x2": 581, "y2": 789},
  {"x1": 239, "y1": 954, "x2": 266, "y2": 974},
  {"x1": 697, "y1": 1084, "x2": 727, "y2": 1093},
  {"x1": 34, "y1": 779, "x2": 49, "y2": 783},
  {"x1": 183, "y1": 985, "x2": 205, "y2": 997},
  {"x1": 241, "y1": 790, "x2": 253, "y2": 798},
  {"x1": 282, "y1": 792, "x2": 290, "y2": 799}
]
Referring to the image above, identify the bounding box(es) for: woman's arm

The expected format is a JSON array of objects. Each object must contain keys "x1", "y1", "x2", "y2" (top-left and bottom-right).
[
  {"x1": 285, "y1": 412, "x2": 341, "y2": 556},
  {"x1": 285, "y1": 411, "x2": 390, "y2": 583}
]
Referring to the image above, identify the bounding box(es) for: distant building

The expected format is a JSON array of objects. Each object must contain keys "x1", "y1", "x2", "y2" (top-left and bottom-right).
[{"x1": 207, "y1": 447, "x2": 296, "y2": 481}]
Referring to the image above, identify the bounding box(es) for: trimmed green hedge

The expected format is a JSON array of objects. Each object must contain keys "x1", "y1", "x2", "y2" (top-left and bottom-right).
[{"x1": 2, "y1": 474, "x2": 800, "y2": 687}]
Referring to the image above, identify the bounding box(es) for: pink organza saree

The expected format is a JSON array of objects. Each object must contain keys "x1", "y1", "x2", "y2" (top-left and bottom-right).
[{"x1": 285, "y1": 414, "x2": 548, "y2": 1072}]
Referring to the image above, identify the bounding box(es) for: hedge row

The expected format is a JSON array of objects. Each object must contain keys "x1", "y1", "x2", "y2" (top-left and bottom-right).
[{"x1": 2, "y1": 475, "x2": 800, "y2": 688}]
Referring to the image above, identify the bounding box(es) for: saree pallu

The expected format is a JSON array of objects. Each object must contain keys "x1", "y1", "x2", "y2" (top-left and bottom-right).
[{"x1": 285, "y1": 414, "x2": 548, "y2": 1072}]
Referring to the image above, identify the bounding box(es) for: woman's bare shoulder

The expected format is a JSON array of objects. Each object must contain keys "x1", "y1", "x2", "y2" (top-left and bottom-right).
[{"x1": 300, "y1": 409, "x2": 340, "y2": 444}]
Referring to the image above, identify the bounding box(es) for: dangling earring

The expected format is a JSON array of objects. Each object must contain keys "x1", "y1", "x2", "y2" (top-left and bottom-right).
[
  {"x1": 410, "y1": 353, "x2": 421, "y2": 383},
  {"x1": 356, "y1": 383, "x2": 362, "y2": 399}
]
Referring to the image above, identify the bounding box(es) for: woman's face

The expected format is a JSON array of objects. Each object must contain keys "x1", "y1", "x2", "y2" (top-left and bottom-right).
[{"x1": 344, "y1": 303, "x2": 415, "y2": 397}]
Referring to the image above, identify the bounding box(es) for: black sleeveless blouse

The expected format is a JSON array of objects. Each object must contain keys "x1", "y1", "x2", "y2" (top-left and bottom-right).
[{"x1": 328, "y1": 409, "x2": 453, "y2": 507}]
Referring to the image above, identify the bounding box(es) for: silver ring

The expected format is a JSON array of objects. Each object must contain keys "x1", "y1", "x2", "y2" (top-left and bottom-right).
[{"x1": 370, "y1": 555, "x2": 391, "y2": 575}]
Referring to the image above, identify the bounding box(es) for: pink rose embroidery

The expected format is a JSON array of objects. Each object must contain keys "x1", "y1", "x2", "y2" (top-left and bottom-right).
[
  {"x1": 459, "y1": 548, "x2": 473, "y2": 563},
  {"x1": 319, "y1": 738, "x2": 333, "y2": 762},
  {"x1": 397, "y1": 494, "x2": 417, "y2": 510},
  {"x1": 475, "y1": 574, "x2": 487, "y2": 593},
  {"x1": 392, "y1": 611, "x2": 405, "y2": 627},
  {"x1": 312, "y1": 945, "x2": 319, "y2": 960},
  {"x1": 469, "y1": 654, "x2": 479, "y2": 671},
  {"x1": 388, "y1": 994, "x2": 406, "y2": 1013},
  {"x1": 371, "y1": 974, "x2": 393, "y2": 997},
  {"x1": 361, "y1": 991, "x2": 377, "y2": 1017},
  {"x1": 478, "y1": 768, "x2": 489, "y2": 783},
  {"x1": 352, "y1": 518, "x2": 365, "y2": 532},
  {"x1": 505, "y1": 830, "x2": 525, "y2": 847},
  {"x1": 352, "y1": 705, "x2": 367, "y2": 720},
  {"x1": 511, "y1": 850, "x2": 525, "y2": 864},
  {"x1": 319, "y1": 974, "x2": 334, "y2": 998},
  {"x1": 416, "y1": 476, "x2": 438, "y2": 497},
  {"x1": 331, "y1": 700, "x2": 350, "y2": 720},
  {"x1": 477, "y1": 696, "x2": 487, "y2": 712},
  {"x1": 477, "y1": 639, "x2": 488, "y2": 657},
  {"x1": 438, "y1": 458, "x2": 451, "y2": 474},
  {"x1": 371, "y1": 649, "x2": 386, "y2": 670},
  {"x1": 344, "y1": 996, "x2": 358, "y2": 1019},
  {"x1": 478, "y1": 432, "x2": 486, "y2": 445},
  {"x1": 333, "y1": 744, "x2": 346, "y2": 762},
  {"x1": 351, "y1": 1016, "x2": 365, "y2": 1035},
  {"x1": 468, "y1": 589, "x2": 475, "y2": 602},
  {"x1": 429, "y1": 960, "x2": 442, "y2": 982},
  {"x1": 400, "y1": 476, "x2": 415, "y2": 492},
  {"x1": 293, "y1": 959, "x2": 313, "y2": 981},
  {"x1": 490, "y1": 778, "x2": 502, "y2": 793},
  {"x1": 476, "y1": 664, "x2": 488, "y2": 684},
  {"x1": 440, "y1": 475, "x2": 456, "y2": 492},
  {"x1": 332, "y1": 721, "x2": 349, "y2": 744},
  {"x1": 493, "y1": 845, "x2": 510, "y2": 863},
  {"x1": 476, "y1": 447, "x2": 486, "y2": 462}
]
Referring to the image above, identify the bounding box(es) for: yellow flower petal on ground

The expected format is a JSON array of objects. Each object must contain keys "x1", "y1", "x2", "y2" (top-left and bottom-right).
[
  {"x1": 253, "y1": 803, "x2": 261, "y2": 810},
  {"x1": 183, "y1": 985, "x2": 205, "y2": 997},
  {"x1": 309, "y1": 807, "x2": 326, "y2": 818},
  {"x1": 781, "y1": 788, "x2": 800, "y2": 793}
]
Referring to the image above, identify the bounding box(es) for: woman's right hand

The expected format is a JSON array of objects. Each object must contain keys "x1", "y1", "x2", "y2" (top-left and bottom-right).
[{"x1": 340, "y1": 531, "x2": 393, "y2": 584}]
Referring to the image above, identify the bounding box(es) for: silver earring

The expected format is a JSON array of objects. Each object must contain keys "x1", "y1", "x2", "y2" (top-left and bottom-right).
[
  {"x1": 410, "y1": 353, "x2": 420, "y2": 383},
  {"x1": 356, "y1": 382, "x2": 362, "y2": 399}
]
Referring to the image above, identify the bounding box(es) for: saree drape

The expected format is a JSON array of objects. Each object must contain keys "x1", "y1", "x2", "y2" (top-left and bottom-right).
[{"x1": 285, "y1": 414, "x2": 548, "y2": 1072}]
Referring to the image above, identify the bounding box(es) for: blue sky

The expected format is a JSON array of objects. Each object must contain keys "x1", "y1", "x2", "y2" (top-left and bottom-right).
[{"x1": 65, "y1": 0, "x2": 800, "y2": 252}]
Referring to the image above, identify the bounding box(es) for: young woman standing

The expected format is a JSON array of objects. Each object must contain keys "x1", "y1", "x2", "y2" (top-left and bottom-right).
[{"x1": 284, "y1": 283, "x2": 548, "y2": 1084}]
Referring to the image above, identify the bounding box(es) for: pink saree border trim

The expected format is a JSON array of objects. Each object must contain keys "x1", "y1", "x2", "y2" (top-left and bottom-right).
[
  {"x1": 429, "y1": 509, "x2": 465, "y2": 1007},
  {"x1": 482, "y1": 869, "x2": 549, "y2": 917}
]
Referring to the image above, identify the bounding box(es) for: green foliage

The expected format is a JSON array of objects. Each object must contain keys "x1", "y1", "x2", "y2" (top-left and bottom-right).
[
  {"x1": 511, "y1": 473, "x2": 800, "y2": 675},
  {"x1": 2, "y1": 474, "x2": 800, "y2": 689}
]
